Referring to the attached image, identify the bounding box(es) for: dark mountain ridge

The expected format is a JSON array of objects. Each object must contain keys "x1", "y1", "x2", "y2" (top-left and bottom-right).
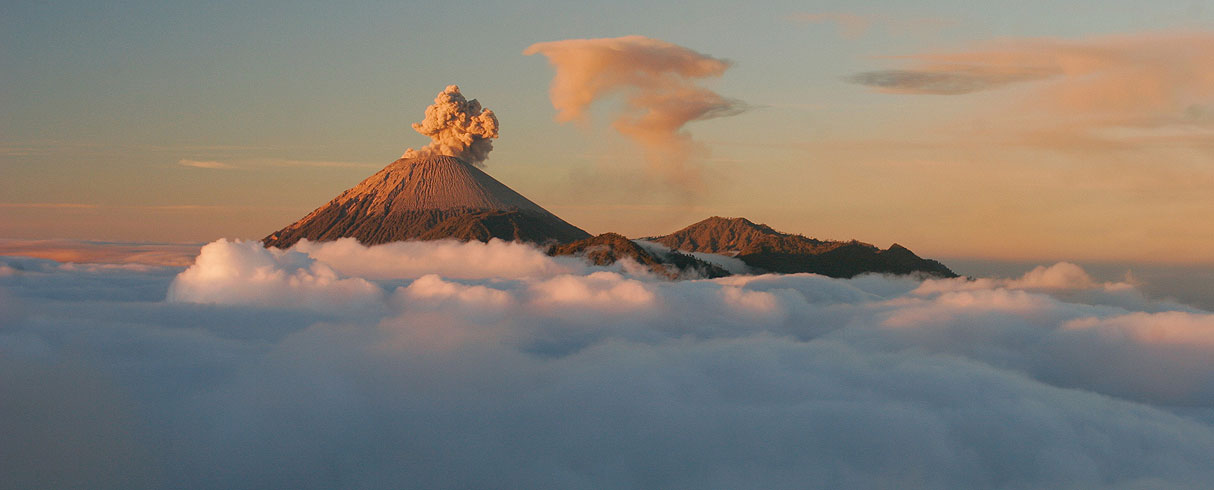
[{"x1": 649, "y1": 216, "x2": 956, "y2": 278}]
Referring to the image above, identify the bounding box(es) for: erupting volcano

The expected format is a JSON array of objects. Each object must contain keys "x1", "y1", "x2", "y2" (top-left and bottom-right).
[
  {"x1": 262, "y1": 154, "x2": 590, "y2": 248},
  {"x1": 263, "y1": 85, "x2": 590, "y2": 248}
]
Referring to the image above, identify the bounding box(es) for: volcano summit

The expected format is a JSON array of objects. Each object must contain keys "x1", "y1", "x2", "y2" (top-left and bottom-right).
[
  {"x1": 262, "y1": 155, "x2": 590, "y2": 248},
  {"x1": 264, "y1": 85, "x2": 590, "y2": 248}
]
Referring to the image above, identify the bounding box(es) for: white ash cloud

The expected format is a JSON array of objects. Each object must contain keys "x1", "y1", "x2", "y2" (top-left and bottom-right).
[
  {"x1": 525, "y1": 36, "x2": 747, "y2": 187},
  {"x1": 402, "y1": 85, "x2": 500, "y2": 166},
  {"x1": 3, "y1": 242, "x2": 1214, "y2": 489}
]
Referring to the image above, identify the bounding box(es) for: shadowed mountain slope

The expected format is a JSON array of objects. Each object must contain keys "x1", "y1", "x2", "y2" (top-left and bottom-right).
[
  {"x1": 649, "y1": 216, "x2": 957, "y2": 278},
  {"x1": 548, "y1": 233, "x2": 730, "y2": 279}
]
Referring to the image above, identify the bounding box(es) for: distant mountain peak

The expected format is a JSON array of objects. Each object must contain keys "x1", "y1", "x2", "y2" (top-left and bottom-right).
[{"x1": 649, "y1": 217, "x2": 956, "y2": 278}]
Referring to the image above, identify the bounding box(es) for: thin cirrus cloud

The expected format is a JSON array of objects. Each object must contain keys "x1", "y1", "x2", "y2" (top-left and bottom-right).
[
  {"x1": 177, "y1": 158, "x2": 381, "y2": 170},
  {"x1": 846, "y1": 67, "x2": 1057, "y2": 95},
  {"x1": 848, "y1": 31, "x2": 1214, "y2": 112},
  {"x1": 0, "y1": 202, "x2": 98, "y2": 209},
  {"x1": 847, "y1": 31, "x2": 1214, "y2": 150},
  {"x1": 177, "y1": 159, "x2": 237, "y2": 170}
]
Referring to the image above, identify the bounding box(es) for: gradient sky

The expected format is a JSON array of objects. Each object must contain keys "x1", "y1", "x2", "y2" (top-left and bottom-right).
[{"x1": 3, "y1": 0, "x2": 1212, "y2": 263}]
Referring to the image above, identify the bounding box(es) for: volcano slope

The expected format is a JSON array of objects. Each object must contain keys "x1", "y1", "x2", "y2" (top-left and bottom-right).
[
  {"x1": 263, "y1": 155, "x2": 590, "y2": 248},
  {"x1": 547, "y1": 232, "x2": 731, "y2": 279},
  {"x1": 648, "y1": 216, "x2": 957, "y2": 278}
]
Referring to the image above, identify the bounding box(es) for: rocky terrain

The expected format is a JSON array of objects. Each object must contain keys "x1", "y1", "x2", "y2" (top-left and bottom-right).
[
  {"x1": 263, "y1": 155, "x2": 589, "y2": 248},
  {"x1": 648, "y1": 216, "x2": 957, "y2": 278},
  {"x1": 547, "y1": 233, "x2": 730, "y2": 279}
]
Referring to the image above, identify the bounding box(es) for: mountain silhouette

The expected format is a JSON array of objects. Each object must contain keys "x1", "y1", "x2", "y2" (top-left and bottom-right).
[{"x1": 648, "y1": 216, "x2": 957, "y2": 278}]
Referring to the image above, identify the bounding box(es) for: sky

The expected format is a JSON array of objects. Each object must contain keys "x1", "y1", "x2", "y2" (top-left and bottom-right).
[{"x1": 3, "y1": 0, "x2": 1213, "y2": 263}]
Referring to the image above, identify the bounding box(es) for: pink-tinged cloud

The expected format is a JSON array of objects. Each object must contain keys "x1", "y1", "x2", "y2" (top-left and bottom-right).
[
  {"x1": 0, "y1": 239, "x2": 199, "y2": 267},
  {"x1": 0, "y1": 203, "x2": 98, "y2": 209},
  {"x1": 850, "y1": 31, "x2": 1214, "y2": 149},
  {"x1": 524, "y1": 36, "x2": 746, "y2": 187},
  {"x1": 178, "y1": 159, "x2": 237, "y2": 169},
  {"x1": 850, "y1": 32, "x2": 1214, "y2": 111}
]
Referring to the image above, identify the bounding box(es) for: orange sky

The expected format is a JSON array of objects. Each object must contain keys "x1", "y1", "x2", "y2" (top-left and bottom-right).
[{"x1": 3, "y1": 4, "x2": 1211, "y2": 264}]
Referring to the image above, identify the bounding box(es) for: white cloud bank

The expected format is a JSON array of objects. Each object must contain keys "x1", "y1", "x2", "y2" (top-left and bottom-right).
[
  {"x1": 3, "y1": 239, "x2": 1214, "y2": 489},
  {"x1": 167, "y1": 239, "x2": 382, "y2": 309}
]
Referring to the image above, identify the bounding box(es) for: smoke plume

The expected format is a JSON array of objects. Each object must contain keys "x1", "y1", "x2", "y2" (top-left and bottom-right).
[
  {"x1": 524, "y1": 36, "x2": 746, "y2": 186},
  {"x1": 403, "y1": 85, "x2": 500, "y2": 166}
]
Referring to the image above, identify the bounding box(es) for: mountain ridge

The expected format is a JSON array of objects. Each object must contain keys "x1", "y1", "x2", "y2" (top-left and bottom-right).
[
  {"x1": 547, "y1": 233, "x2": 731, "y2": 279},
  {"x1": 648, "y1": 216, "x2": 956, "y2": 278}
]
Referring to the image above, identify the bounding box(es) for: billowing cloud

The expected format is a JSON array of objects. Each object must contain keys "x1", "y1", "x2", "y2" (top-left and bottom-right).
[
  {"x1": 402, "y1": 85, "x2": 500, "y2": 166},
  {"x1": 915, "y1": 262, "x2": 1126, "y2": 294},
  {"x1": 525, "y1": 36, "x2": 746, "y2": 186},
  {"x1": 166, "y1": 239, "x2": 382, "y2": 309},
  {"x1": 4, "y1": 243, "x2": 1214, "y2": 488},
  {"x1": 291, "y1": 237, "x2": 585, "y2": 280}
]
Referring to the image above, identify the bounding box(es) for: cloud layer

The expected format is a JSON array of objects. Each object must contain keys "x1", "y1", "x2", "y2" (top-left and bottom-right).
[
  {"x1": 3, "y1": 240, "x2": 1214, "y2": 489},
  {"x1": 525, "y1": 36, "x2": 746, "y2": 186}
]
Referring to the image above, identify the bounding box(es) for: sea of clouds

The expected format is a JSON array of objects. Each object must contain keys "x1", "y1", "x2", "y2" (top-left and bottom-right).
[{"x1": 3, "y1": 237, "x2": 1214, "y2": 489}]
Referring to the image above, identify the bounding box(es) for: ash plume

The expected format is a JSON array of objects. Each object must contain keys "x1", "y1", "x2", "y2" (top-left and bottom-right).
[
  {"x1": 403, "y1": 85, "x2": 500, "y2": 166},
  {"x1": 524, "y1": 36, "x2": 746, "y2": 187}
]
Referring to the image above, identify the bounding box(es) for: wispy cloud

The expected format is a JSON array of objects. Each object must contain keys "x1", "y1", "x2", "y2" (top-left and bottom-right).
[
  {"x1": 525, "y1": 35, "x2": 747, "y2": 189},
  {"x1": 177, "y1": 158, "x2": 382, "y2": 170},
  {"x1": 0, "y1": 202, "x2": 99, "y2": 209},
  {"x1": 259, "y1": 159, "x2": 381, "y2": 169},
  {"x1": 847, "y1": 67, "x2": 1056, "y2": 95},
  {"x1": 848, "y1": 31, "x2": 1214, "y2": 150},
  {"x1": 178, "y1": 159, "x2": 237, "y2": 170}
]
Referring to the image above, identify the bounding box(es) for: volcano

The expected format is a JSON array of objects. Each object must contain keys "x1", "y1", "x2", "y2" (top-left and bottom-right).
[{"x1": 262, "y1": 155, "x2": 590, "y2": 248}]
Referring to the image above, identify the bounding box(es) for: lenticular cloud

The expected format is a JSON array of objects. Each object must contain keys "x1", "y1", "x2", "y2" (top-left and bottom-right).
[{"x1": 4, "y1": 238, "x2": 1214, "y2": 489}]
